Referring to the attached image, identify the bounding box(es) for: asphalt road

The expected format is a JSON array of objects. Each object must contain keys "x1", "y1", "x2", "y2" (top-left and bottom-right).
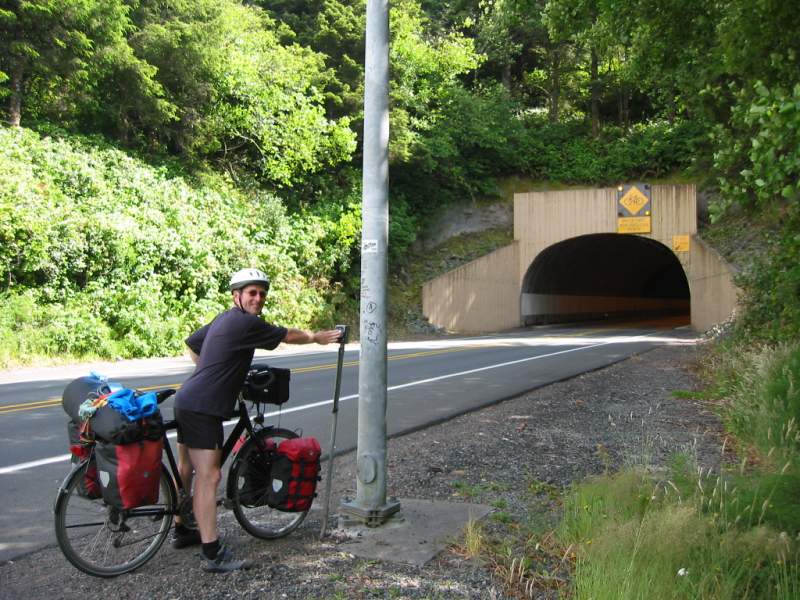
[{"x1": 0, "y1": 320, "x2": 696, "y2": 563}]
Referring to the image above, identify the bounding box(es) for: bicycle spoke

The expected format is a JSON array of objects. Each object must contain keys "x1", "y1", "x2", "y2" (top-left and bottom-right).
[
  {"x1": 109, "y1": 526, "x2": 167, "y2": 549},
  {"x1": 55, "y1": 461, "x2": 175, "y2": 577}
]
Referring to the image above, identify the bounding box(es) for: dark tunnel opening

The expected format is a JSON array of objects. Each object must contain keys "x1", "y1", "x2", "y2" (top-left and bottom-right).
[{"x1": 521, "y1": 233, "x2": 690, "y2": 325}]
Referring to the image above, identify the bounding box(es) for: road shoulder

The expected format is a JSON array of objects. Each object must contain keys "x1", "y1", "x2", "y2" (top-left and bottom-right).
[{"x1": 0, "y1": 343, "x2": 723, "y2": 600}]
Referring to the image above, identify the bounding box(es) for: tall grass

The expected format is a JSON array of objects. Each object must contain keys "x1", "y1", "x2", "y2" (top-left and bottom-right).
[
  {"x1": 711, "y1": 343, "x2": 800, "y2": 462},
  {"x1": 557, "y1": 342, "x2": 800, "y2": 599},
  {"x1": 560, "y1": 462, "x2": 799, "y2": 599}
]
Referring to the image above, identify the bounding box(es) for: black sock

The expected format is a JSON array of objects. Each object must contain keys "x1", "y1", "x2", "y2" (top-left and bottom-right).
[{"x1": 202, "y1": 539, "x2": 221, "y2": 559}]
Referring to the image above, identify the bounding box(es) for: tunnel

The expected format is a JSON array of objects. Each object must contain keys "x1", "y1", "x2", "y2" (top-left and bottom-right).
[{"x1": 521, "y1": 233, "x2": 690, "y2": 325}]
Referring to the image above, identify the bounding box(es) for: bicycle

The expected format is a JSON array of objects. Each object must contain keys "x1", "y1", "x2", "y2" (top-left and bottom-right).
[{"x1": 54, "y1": 366, "x2": 306, "y2": 578}]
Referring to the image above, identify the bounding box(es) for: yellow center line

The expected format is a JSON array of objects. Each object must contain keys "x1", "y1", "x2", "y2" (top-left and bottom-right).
[
  {"x1": 0, "y1": 346, "x2": 482, "y2": 415},
  {"x1": 5, "y1": 331, "x2": 645, "y2": 415},
  {"x1": 0, "y1": 383, "x2": 186, "y2": 415},
  {"x1": 0, "y1": 398, "x2": 61, "y2": 413},
  {"x1": 291, "y1": 345, "x2": 478, "y2": 373}
]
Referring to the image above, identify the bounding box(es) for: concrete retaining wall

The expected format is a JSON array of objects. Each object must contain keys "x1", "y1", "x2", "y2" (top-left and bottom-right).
[
  {"x1": 422, "y1": 242, "x2": 520, "y2": 332},
  {"x1": 687, "y1": 235, "x2": 740, "y2": 332}
]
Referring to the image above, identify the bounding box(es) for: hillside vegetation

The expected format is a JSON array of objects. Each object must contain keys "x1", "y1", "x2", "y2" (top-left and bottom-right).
[{"x1": 0, "y1": 126, "x2": 360, "y2": 363}]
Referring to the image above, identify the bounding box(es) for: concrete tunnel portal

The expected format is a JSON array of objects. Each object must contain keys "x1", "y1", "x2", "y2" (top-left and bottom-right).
[
  {"x1": 521, "y1": 233, "x2": 690, "y2": 326},
  {"x1": 423, "y1": 185, "x2": 737, "y2": 333}
]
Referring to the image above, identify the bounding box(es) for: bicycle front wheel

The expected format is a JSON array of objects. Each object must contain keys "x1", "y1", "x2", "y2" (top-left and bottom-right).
[
  {"x1": 228, "y1": 428, "x2": 309, "y2": 539},
  {"x1": 54, "y1": 460, "x2": 176, "y2": 577}
]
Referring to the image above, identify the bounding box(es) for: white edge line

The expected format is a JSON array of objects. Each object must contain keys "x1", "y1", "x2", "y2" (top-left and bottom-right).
[{"x1": 0, "y1": 334, "x2": 656, "y2": 475}]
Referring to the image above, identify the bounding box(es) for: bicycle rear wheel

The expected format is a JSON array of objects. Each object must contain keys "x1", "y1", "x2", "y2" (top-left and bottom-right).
[
  {"x1": 228, "y1": 428, "x2": 308, "y2": 539},
  {"x1": 54, "y1": 460, "x2": 176, "y2": 577}
]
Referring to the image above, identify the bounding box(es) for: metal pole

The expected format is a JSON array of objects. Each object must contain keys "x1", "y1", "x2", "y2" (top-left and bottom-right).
[
  {"x1": 340, "y1": 0, "x2": 399, "y2": 525},
  {"x1": 319, "y1": 325, "x2": 348, "y2": 539}
]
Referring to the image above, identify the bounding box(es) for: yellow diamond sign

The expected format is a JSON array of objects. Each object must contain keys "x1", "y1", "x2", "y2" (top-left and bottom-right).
[{"x1": 619, "y1": 186, "x2": 649, "y2": 215}]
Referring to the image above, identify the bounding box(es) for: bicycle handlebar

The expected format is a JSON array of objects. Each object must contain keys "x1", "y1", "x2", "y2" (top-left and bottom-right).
[{"x1": 154, "y1": 389, "x2": 177, "y2": 404}]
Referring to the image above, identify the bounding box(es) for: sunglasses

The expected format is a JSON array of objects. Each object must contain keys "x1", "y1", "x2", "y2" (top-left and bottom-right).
[{"x1": 242, "y1": 288, "x2": 268, "y2": 299}]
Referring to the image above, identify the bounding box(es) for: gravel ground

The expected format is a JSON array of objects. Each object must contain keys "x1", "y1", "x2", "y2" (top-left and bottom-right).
[{"x1": 0, "y1": 343, "x2": 727, "y2": 600}]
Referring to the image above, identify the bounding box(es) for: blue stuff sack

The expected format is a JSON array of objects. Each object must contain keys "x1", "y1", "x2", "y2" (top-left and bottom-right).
[
  {"x1": 62, "y1": 376, "x2": 162, "y2": 444},
  {"x1": 106, "y1": 388, "x2": 158, "y2": 421}
]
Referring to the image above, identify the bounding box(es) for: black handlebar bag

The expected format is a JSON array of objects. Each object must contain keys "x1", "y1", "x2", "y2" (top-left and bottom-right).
[{"x1": 244, "y1": 366, "x2": 290, "y2": 405}]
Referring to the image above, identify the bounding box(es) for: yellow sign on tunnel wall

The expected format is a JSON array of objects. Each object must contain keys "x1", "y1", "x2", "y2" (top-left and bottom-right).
[
  {"x1": 672, "y1": 235, "x2": 690, "y2": 252},
  {"x1": 618, "y1": 216, "x2": 651, "y2": 233},
  {"x1": 617, "y1": 183, "x2": 651, "y2": 234}
]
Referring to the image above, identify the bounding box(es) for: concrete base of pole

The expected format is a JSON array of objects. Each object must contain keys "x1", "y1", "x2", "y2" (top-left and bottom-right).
[
  {"x1": 339, "y1": 497, "x2": 401, "y2": 527},
  {"x1": 333, "y1": 498, "x2": 493, "y2": 566}
]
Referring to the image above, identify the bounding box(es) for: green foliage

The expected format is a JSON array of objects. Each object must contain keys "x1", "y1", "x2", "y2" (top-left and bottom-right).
[
  {"x1": 395, "y1": 90, "x2": 699, "y2": 208},
  {"x1": 255, "y1": 0, "x2": 367, "y2": 120},
  {"x1": 0, "y1": 126, "x2": 358, "y2": 365},
  {"x1": 0, "y1": 289, "x2": 120, "y2": 364},
  {"x1": 713, "y1": 82, "x2": 800, "y2": 217},
  {"x1": 714, "y1": 1, "x2": 800, "y2": 90},
  {"x1": 2, "y1": 0, "x2": 356, "y2": 187},
  {"x1": 389, "y1": 0, "x2": 483, "y2": 159},
  {"x1": 722, "y1": 214, "x2": 800, "y2": 345},
  {"x1": 522, "y1": 117, "x2": 702, "y2": 184},
  {"x1": 395, "y1": 85, "x2": 524, "y2": 203},
  {"x1": 126, "y1": 0, "x2": 356, "y2": 185},
  {"x1": 0, "y1": 0, "x2": 136, "y2": 125}
]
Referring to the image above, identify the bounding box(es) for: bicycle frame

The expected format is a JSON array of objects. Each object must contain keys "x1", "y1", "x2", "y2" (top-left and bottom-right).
[{"x1": 163, "y1": 396, "x2": 275, "y2": 501}]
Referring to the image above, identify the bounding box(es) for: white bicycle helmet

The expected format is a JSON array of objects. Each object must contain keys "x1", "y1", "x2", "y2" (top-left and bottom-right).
[{"x1": 229, "y1": 268, "x2": 270, "y2": 292}]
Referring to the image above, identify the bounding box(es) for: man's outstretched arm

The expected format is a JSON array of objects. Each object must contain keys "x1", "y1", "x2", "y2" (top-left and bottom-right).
[{"x1": 283, "y1": 328, "x2": 341, "y2": 345}]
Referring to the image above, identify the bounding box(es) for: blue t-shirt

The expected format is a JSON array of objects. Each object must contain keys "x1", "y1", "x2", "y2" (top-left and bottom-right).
[{"x1": 175, "y1": 308, "x2": 288, "y2": 418}]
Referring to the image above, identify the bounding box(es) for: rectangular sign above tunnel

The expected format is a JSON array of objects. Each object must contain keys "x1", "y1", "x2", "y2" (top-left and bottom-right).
[{"x1": 617, "y1": 183, "x2": 652, "y2": 233}]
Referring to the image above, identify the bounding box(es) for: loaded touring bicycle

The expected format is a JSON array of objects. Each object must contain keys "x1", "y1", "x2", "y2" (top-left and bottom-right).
[{"x1": 55, "y1": 365, "x2": 321, "y2": 577}]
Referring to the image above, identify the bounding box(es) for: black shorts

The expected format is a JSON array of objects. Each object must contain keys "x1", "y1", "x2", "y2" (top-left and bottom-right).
[{"x1": 175, "y1": 409, "x2": 224, "y2": 450}]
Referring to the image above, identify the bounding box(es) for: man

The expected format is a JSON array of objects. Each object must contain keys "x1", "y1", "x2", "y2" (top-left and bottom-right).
[{"x1": 173, "y1": 268, "x2": 341, "y2": 572}]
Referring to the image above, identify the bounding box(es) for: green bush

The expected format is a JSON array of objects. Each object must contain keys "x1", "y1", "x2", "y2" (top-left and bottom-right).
[
  {"x1": 392, "y1": 90, "x2": 701, "y2": 211},
  {"x1": 523, "y1": 118, "x2": 703, "y2": 184},
  {"x1": 731, "y1": 218, "x2": 800, "y2": 344},
  {"x1": 713, "y1": 82, "x2": 800, "y2": 219},
  {"x1": 0, "y1": 289, "x2": 121, "y2": 363},
  {"x1": 0, "y1": 126, "x2": 359, "y2": 365}
]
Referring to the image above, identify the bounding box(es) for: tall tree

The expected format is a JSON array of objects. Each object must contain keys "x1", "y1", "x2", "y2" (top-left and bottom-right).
[
  {"x1": 544, "y1": 0, "x2": 609, "y2": 136},
  {"x1": 0, "y1": 0, "x2": 132, "y2": 126},
  {"x1": 126, "y1": 0, "x2": 356, "y2": 184}
]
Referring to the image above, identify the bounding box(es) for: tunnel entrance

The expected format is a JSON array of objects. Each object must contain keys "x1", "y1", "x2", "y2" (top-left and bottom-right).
[{"x1": 521, "y1": 233, "x2": 690, "y2": 325}]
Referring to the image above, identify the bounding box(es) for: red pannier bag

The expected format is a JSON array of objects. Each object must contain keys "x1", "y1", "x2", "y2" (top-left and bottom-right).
[
  {"x1": 67, "y1": 421, "x2": 101, "y2": 499},
  {"x1": 95, "y1": 439, "x2": 163, "y2": 509},
  {"x1": 267, "y1": 437, "x2": 321, "y2": 512},
  {"x1": 233, "y1": 435, "x2": 278, "y2": 507}
]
